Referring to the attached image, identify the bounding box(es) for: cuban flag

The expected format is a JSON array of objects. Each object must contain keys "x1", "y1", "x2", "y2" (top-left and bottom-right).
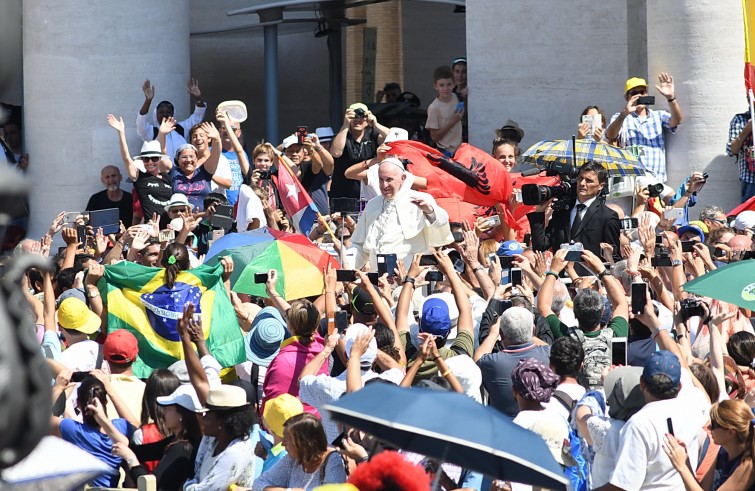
[{"x1": 276, "y1": 156, "x2": 320, "y2": 234}]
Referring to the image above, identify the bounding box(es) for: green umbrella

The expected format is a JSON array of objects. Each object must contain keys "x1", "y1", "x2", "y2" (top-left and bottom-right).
[{"x1": 683, "y1": 260, "x2": 755, "y2": 309}]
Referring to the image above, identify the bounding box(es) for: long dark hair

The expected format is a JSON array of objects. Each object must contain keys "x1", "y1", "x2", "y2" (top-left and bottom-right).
[
  {"x1": 78, "y1": 377, "x2": 108, "y2": 427},
  {"x1": 141, "y1": 369, "x2": 181, "y2": 437},
  {"x1": 284, "y1": 413, "x2": 329, "y2": 468},
  {"x1": 170, "y1": 405, "x2": 203, "y2": 450},
  {"x1": 161, "y1": 242, "x2": 190, "y2": 289}
]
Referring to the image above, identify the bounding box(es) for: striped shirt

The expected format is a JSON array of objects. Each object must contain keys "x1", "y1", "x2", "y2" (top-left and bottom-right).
[
  {"x1": 610, "y1": 109, "x2": 676, "y2": 182},
  {"x1": 726, "y1": 112, "x2": 755, "y2": 183}
]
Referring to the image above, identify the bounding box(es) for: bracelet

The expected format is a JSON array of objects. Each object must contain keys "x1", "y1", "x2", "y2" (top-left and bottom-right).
[
  {"x1": 441, "y1": 368, "x2": 451, "y2": 377},
  {"x1": 544, "y1": 271, "x2": 559, "y2": 279},
  {"x1": 358, "y1": 455, "x2": 369, "y2": 463},
  {"x1": 314, "y1": 146, "x2": 322, "y2": 153},
  {"x1": 473, "y1": 265, "x2": 486, "y2": 273},
  {"x1": 402, "y1": 276, "x2": 416, "y2": 286},
  {"x1": 667, "y1": 96, "x2": 676, "y2": 103},
  {"x1": 597, "y1": 269, "x2": 611, "y2": 280},
  {"x1": 431, "y1": 355, "x2": 441, "y2": 362}
]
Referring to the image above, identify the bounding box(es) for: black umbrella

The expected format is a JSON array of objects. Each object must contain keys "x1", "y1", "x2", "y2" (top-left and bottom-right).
[{"x1": 325, "y1": 383, "x2": 567, "y2": 490}]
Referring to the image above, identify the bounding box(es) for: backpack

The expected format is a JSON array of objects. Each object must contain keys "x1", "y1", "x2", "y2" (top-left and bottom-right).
[
  {"x1": 569, "y1": 327, "x2": 613, "y2": 390},
  {"x1": 552, "y1": 390, "x2": 589, "y2": 491}
]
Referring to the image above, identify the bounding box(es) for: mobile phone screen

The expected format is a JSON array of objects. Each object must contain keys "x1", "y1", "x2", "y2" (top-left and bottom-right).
[
  {"x1": 336, "y1": 270, "x2": 357, "y2": 282},
  {"x1": 510, "y1": 268, "x2": 522, "y2": 286},
  {"x1": 611, "y1": 338, "x2": 627, "y2": 366},
  {"x1": 631, "y1": 282, "x2": 647, "y2": 315}
]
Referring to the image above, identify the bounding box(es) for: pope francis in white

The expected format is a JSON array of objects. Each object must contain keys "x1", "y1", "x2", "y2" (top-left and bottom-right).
[{"x1": 351, "y1": 158, "x2": 452, "y2": 270}]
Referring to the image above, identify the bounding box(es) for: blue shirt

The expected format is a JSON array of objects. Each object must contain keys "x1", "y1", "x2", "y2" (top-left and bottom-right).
[
  {"x1": 610, "y1": 109, "x2": 677, "y2": 182},
  {"x1": 59, "y1": 418, "x2": 133, "y2": 488},
  {"x1": 222, "y1": 149, "x2": 249, "y2": 205},
  {"x1": 170, "y1": 166, "x2": 213, "y2": 211}
]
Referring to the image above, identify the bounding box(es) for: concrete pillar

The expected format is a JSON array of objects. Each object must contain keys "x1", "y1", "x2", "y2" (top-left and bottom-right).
[
  {"x1": 0, "y1": 0, "x2": 23, "y2": 105},
  {"x1": 467, "y1": 0, "x2": 628, "y2": 152},
  {"x1": 23, "y1": 1, "x2": 190, "y2": 238},
  {"x1": 647, "y1": 0, "x2": 744, "y2": 212}
]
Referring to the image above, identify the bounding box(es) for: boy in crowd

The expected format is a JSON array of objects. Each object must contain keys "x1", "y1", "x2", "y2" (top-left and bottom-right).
[{"x1": 425, "y1": 66, "x2": 464, "y2": 156}]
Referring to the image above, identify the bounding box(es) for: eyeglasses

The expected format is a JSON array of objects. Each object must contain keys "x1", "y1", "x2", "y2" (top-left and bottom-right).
[
  {"x1": 709, "y1": 218, "x2": 727, "y2": 225},
  {"x1": 143, "y1": 156, "x2": 161, "y2": 163}
]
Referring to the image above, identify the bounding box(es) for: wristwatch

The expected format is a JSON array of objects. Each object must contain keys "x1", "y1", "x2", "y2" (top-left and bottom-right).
[
  {"x1": 671, "y1": 259, "x2": 682, "y2": 267},
  {"x1": 402, "y1": 276, "x2": 416, "y2": 286}
]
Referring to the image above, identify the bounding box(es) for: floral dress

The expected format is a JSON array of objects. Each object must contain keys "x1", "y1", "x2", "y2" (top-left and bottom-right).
[{"x1": 183, "y1": 436, "x2": 254, "y2": 491}]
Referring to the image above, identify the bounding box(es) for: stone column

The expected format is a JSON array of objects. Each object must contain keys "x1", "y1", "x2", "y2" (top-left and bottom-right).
[
  {"x1": 647, "y1": 0, "x2": 744, "y2": 212},
  {"x1": 466, "y1": 0, "x2": 628, "y2": 151},
  {"x1": 23, "y1": 1, "x2": 190, "y2": 237}
]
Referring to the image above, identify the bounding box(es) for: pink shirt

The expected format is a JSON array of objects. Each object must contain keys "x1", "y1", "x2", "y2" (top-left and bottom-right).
[{"x1": 261, "y1": 334, "x2": 328, "y2": 416}]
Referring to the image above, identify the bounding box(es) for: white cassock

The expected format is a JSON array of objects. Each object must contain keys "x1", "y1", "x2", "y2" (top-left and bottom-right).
[{"x1": 351, "y1": 186, "x2": 453, "y2": 270}]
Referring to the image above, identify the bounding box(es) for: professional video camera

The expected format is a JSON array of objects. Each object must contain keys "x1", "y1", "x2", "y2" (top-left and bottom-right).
[{"x1": 521, "y1": 161, "x2": 580, "y2": 210}]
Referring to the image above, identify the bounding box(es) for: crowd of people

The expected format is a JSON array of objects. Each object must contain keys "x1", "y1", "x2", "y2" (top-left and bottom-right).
[{"x1": 4, "y1": 60, "x2": 755, "y2": 491}]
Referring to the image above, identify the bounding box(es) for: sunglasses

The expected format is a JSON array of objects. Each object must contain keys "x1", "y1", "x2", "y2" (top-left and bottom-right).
[
  {"x1": 710, "y1": 218, "x2": 727, "y2": 225},
  {"x1": 143, "y1": 156, "x2": 161, "y2": 163},
  {"x1": 628, "y1": 89, "x2": 647, "y2": 97},
  {"x1": 709, "y1": 420, "x2": 720, "y2": 430},
  {"x1": 169, "y1": 208, "x2": 188, "y2": 214}
]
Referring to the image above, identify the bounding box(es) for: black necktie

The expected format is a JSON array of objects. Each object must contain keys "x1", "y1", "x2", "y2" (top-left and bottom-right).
[{"x1": 571, "y1": 203, "x2": 586, "y2": 239}]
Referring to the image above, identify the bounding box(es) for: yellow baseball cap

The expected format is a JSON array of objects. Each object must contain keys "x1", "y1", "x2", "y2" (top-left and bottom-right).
[
  {"x1": 348, "y1": 102, "x2": 368, "y2": 114},
  {"x1": 688, "y1": 220, "x2": 709, "y2": 235},
  {"x1": 625, "y1": 77, "x2": 647, "y2": 93},
  {"x1": 58, "y1": 297, "x2": 101, "y2": 335},
  {"x1": 262, "y1": 393, "x2": 303, "y2": 438}
]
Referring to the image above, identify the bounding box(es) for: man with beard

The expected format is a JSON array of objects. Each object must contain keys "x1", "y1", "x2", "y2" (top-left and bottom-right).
[{"x1": 85, "y1": 165, "x2": 133, "y2": 227}]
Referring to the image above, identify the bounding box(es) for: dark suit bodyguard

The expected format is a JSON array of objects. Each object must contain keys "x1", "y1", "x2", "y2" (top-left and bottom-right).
[{"x1": 527, "y1": 161, "x2": 620, "y2": 257}]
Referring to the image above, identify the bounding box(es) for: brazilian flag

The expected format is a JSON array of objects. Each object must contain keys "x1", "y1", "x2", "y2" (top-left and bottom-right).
[{"x1": 98, "y1": 261, "x2": 245, "y2": 379}]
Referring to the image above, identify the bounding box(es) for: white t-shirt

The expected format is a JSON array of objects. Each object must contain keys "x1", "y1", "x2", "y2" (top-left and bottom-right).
[
  {"x1": 236, "y1": 184, "x2": 266, "y2": 231},
  {"x1": 609, "y1": 371, "x2": 709, "y2": 490},
  {"x1": 59, "y1": 340, "x2": 100, "y2": 372},
  {"x1": 542, "y1": 382, "x2": 586, "y2": 421},
  {"x1": 210, "y1": 154, "x2": 233, "y2": 195}
]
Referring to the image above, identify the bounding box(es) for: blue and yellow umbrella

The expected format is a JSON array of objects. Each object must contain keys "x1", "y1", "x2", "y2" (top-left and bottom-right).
[{"x1": 522, "y1": 138, "x2": 645, "y2": 176}]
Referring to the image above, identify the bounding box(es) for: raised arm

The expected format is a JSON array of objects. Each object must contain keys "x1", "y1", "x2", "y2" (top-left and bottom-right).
[
  {"x1": 216, "y1": 110, "x2": 250, "y2": 177},
  {"x1": 330, "y1": 110, "x2": 353, "y2": 158},
  {"x1": 656, "y1": 73, "x2": 682, "y2": 127},
  {"x1": 395, "y1": 254, "x2": 424, "y2": 334},
  {"x1": 178, "y1": 303, "x2": 210, "y2": 406},
  {"x1": 265, "y1": 270, "x2": 291, "y2": 318},
  {"x1": 434, "y1": 251, "x2": 472, "y2": 336},
  {"x1": 356, "y1": 269, "x2": 406, "y2": 365},
  {"x1": 582, "y1": 249, "x2": 629, "y2": 323},
  {"x1": 136, "y1": 80, "x2": 154, "y2": 141},
  {"x1": 108, "y1": 114, "x2": 139, "y2": 182},
  {"x1": 200, "y1": 122, "x2": 222, "y2": 175},
  {"x1": 156, "y1": 117, "x2": 175, "y2": 172}
]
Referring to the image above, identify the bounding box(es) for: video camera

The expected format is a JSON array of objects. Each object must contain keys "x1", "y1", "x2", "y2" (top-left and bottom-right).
[{"x1": 521, "y1": 161, "x2": 580, "y2": 210}]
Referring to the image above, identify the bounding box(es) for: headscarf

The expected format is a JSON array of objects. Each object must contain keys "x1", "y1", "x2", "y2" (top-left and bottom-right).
[
  {"x1": 604, "y1": 366, "x2": 646, "y2": 421},
  {"x1": 511, "y1": 358, "x2": 560, "y2": 402}
]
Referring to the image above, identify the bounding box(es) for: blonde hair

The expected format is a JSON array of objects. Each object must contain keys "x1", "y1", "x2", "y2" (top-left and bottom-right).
[
  {"x1": 252, "y1": 142, "x2": 276, "y2": 161},
  {"x1": 479, "y1": 239, "x2": 498, "y2": 265},
  {"x1": 710, "y1": 399, "x2": 755, "y2": 461}
]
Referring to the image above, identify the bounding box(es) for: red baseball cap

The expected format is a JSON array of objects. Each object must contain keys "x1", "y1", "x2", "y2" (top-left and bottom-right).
[{"x1": 103, "y1": 330, "x2": 139, "y2": 364}]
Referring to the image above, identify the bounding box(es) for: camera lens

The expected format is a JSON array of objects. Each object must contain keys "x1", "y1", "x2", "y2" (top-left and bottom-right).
[{"x1": 647, "y1": 183, "x2": 664, "y2": 198}]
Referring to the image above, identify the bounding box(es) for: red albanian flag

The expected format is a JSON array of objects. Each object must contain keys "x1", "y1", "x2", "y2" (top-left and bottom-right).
[{"x1": 388, "y1": 141, "x2": 513, "y2": 224}]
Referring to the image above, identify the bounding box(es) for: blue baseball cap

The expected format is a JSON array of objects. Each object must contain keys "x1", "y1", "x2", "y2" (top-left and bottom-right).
[
  {"x1": 642, "y1": 350, "x2": 681, "y2": 386},
  {"x1": 498, "y1": 240, "x2": 524, "y2": 257},
  {"x1": 677, "y1": 224, "x2": 705, "y2": 242},
  {"x1": 420, "y1": 297, "x2": 452, "y2": 337},
  {"x1": 245, "y1": 307, "x2": 288, "y2": 367}
]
